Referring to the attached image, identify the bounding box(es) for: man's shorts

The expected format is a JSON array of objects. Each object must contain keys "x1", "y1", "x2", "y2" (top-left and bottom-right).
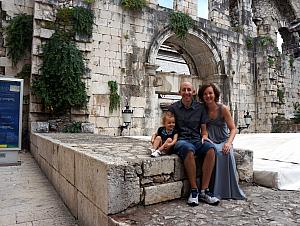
[{"x1": 173, "y1": 139, "x2": 216, "y2": 160}]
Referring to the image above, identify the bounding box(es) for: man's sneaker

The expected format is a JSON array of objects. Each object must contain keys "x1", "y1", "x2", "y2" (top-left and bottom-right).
[
  {"x1": 187, "y1": 189, "x2": 199, "y2": 206},
  {"x1": 151, "y1": 150, "x2": 161, "y2": 157},
  {"x1": 199, "y1": 189, "x2": 220, "y2": 205}
]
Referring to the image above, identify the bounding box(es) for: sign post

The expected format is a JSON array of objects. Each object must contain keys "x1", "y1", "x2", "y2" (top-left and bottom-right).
[{"x1": 0, "y1": 77, "x2": 23, "y2": 165}]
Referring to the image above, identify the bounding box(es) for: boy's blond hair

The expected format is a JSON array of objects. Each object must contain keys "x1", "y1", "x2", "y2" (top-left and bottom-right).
[{"x1": 162, "y1": 111, "x2": 175, "y2": 125}]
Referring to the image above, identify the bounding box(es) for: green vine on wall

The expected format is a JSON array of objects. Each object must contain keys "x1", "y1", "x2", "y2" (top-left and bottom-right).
[
  {"x1": 169, "y1": 12, "x2": 194, "y2": 40},
  {"x1": 32, "y1": 32, "x2": 88, "y2": 115},
  {"x1": 121, "y1": 0, "x2": 147, "y2": 10},
  {"x1": 17, "y1": 64, "x2": 31, "y2": 79},
  {"x1": 267, "y1": 56, "x2": 275, "y2": 67},
  {"x1": 258, "y1": 35, "x2": 274, "y2": 47},
  {"x1": 5, "y1": 14, "x2": 33, "y2": 66},
  {"x1": 289, "y1": 55, "x2": 295, "y2": 69},
  {"x1": 246, "y1": 37, "x2": 253, "y2": 49},
  {"x1": 56, "y1": 6, "x2": 94, "y2": 37},
  {"x1": 62, "y1": 121, "x2": 82, "y2": 133},
  {"x1": 108, "y1": 80, "x2": 121, "y2": 113},
  {"x1": 277, "y1": 86, "x2": 285, "y2": 104}
]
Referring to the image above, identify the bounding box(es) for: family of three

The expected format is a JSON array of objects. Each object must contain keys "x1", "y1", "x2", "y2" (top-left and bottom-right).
[{"x1": 150, "y1": 81, "x2": 245, "y2": 206}]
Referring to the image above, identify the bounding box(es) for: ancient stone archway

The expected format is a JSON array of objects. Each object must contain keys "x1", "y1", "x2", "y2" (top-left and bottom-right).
[{"x1": 146, "y1": 26, "x2": 224, "y2": 79}]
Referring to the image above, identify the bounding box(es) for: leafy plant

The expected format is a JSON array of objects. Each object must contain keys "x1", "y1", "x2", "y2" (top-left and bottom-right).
[
  {"x1": 232, "y1": 25, "x2": 244, "y2": 33},
  {"x1": 294, "y1": 108, "x2": 300, "y2": 123},
  {"x1": 267, "y1": 56, "x2": 275, "y2": 67},
  {"x1": 277, "y1": 86, "x2": 285, "y2": 104},
  {"x1": 121, "y1": 0, "x2": 147, "y2": 10},
  {"x1": 108, "y1": 80, "x2": 121, "y2": 113},
  {"x1": 246, "y1": 37, "x2": 253, "y2": 49},
  {"x1": 32, "y1": 32, "x2": 88, "y2": 115},
  {"x1": 258, "y1": 35, "x2": 274, "y2": 46},
  {"x1": 83, "y1": 0, "x2": 95, "y2": 4},
  {"x1": 62, "y1": 121, "x2": 82, "y2": 133},
  {"x1": 72, "y1": 6, "x2": 94, "y2": 37},
  {"x1": 289, "y1": 55, "x2": 294, "y2": 68},
  {"x1": 17, "y1": 64, "x2": 31, "y2": 79},
  {"x1": 56, "y1": 6, "x2": 94, "y2": 37},
  {"x1": 5, "y1": 14, "x2": 33, "y2": 65},
  {"x1": 169, "y1": 12, "x2": 193, "y2": 39}
]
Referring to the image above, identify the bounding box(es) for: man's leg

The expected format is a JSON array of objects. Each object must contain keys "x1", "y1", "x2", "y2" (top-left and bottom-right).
[
  {"x1": 183, "y1": 151, "x2": 197, "y2": 189},
  {"x1": 196, "y1": 142, "x2": 219, "y2": 205},
  {"x1": 174, "y1": 140, "x2": 199, "y2": 206}
]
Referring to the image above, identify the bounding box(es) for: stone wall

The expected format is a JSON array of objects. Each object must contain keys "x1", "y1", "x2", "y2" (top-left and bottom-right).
[
  {"x1": 0, "y1": 0, "x2": 299, "y2": 137},
  {"x1": 29, "y1": 132, "x2": 253, "y2": 226}
]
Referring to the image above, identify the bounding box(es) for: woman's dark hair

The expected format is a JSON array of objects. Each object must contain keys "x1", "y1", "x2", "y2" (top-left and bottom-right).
[{"x1": 198, "y1": 83, "x2": 220, "y2": 102}]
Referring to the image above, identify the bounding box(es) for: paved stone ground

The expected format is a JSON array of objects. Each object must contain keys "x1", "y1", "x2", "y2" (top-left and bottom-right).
[
  {"x1": 112, "y1": 184, "x2": 300, "y2": 226},
  {"x1": 0, "y1": 151, "x2": 78, "y2": 226}
]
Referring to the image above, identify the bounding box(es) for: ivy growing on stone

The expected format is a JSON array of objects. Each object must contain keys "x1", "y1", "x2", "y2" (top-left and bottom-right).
[
  {"x1": 5, "y1": 14, "x2": 33, "y2": 66},
  {"x1": 17, "y1": 64, "x2": 31, "y2": 79},
  {"x1": 62, "y1": 121, "x2": 82, "y2": 133},
  {"x1": 108, "y1": 80, "x2": 121, "y2": 113},
  {"x1": 289, "y1": 55, "x2": 295, "y2": 69},
  {"x1": 267, "y1": 56, "x2": 275, "y2": 67},
  {"x1": 277, "y1": 86, "x2": 285, "y2": 104},
  {"x1": 56, "y1": 6, "x2": 94, "y2": 37},
  {"x1": 258, "y1": 35, "x2": 274, "y2": 47},
  {"x1": 121, "y1": 0, "x2": 147, "y2": 10},
  {"x1": 169, "y1": 12, "x2": 193, "y2": 40},
  {"x1": 32, "y1": 32, "x2": 88, "y2": 115},
  {"x1": 246, "y1": 37, "x2": 253, "y2": 49}
]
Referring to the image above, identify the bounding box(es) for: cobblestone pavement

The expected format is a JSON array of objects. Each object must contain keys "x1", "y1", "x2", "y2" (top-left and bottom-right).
[
  {"x1": 112, "y1": 184, "x2": 300, "y2": 226},
  {"x1": 0, "y1": 152, "x2": 78, "y2": 226}
]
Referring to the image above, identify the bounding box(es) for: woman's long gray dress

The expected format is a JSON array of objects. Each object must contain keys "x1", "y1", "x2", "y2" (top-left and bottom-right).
[{"x1": 207, "y1": 104, "x2": 245, "y2": 200}]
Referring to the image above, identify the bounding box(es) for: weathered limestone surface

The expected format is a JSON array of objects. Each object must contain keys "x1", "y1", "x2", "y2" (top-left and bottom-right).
[{"x1": 30, "y1": 132, "x2": 253, "y2": 226}]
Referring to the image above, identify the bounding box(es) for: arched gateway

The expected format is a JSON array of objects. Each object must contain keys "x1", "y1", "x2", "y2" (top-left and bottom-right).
[{"x1": 144, "y1": 26, "x2": 228, "y2": 134}]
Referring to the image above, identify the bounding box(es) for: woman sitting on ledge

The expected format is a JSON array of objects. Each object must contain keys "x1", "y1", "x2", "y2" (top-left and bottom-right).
[{"x1": 198, "y1": 83, "x2": 245, "y2": 200}]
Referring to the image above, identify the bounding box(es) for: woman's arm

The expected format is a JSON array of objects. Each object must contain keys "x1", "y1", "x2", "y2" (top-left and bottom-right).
[
  {"x1": 222, "y1": 104, "x2": 237, "y2": 153},
  {"x1": 201, "y1": 124, "x2": 212, "y2": 143}
]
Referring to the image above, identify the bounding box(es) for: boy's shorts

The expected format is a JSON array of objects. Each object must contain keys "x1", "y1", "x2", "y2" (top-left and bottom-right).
[{"x1": 173, "y1": 139, "x2": 216, "y2": 160}]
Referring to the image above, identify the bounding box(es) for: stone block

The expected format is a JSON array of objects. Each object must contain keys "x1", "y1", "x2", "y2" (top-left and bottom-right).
[
  {"x1": 75, "y1": 152, "x2": 109, "y2": 213},
  {"x1": 58, "y1": 145, "x2": 75, "y2": 184},
  {"x1": 143, "y1": 157, "x2": 175, "y2": 177},
  {"x1": 81, "y1": 123, "x2": 95, "y2": 133},
  {"x1": 174, "y1": 157, "x2": 185, "y2": 181},
  {"x1": 31, "y1": 122, "x2": 49, "y2": 133},
  {"x1": 59, "y1": 174, "x2": 78, "y2": 218},
  {"x1": 107, "y1": 164, "x2": 140, "y2": 214},
  {"x1": 144, "y1": 181, "x2": 183, "y2": 205},
  {"x1": 77, "y1": 192, "x2": 108, "y2": 226},
  {"x1": 234, "y1": 148, "x2": 253, "y2": 182}
]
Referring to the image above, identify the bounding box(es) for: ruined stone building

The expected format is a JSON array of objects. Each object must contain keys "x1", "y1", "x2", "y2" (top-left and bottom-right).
[{"x1": 0, "y1": 0, "x2": 299, "y2": 140}]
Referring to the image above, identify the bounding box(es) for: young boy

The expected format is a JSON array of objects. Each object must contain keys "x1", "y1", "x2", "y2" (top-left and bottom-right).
[{"x1": 150, "y1": 111, "x2": 178, "y2": 157}]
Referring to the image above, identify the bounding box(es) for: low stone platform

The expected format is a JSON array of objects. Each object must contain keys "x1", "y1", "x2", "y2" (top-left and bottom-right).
[{"x1": 29, "y1": 133, "x2": 253, "y2": 226}]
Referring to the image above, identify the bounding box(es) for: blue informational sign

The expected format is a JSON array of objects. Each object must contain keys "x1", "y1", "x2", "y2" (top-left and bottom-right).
[{"x1": 0, "y1": 78, "x2": 23, "y2": 150}]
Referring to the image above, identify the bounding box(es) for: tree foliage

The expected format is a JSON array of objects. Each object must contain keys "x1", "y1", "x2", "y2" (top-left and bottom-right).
[
  {"x1": 5, "y1": 14, "x2": 33, "y2": 65},
  {"x1": 169, "y1": 12, "x2": 193, "y2": 39},
  {"x1": 32, "y1": 32, "x2": 88, "y2": 115}
]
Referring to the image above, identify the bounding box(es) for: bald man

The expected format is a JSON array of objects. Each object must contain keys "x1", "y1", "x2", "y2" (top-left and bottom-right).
[{"x1": 168, "y1": 81, "x2": 219, "y2": 206}]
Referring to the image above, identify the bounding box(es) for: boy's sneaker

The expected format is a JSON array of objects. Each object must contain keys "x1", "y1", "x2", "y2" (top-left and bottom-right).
[
  {"x1": 199, "y1": 189, "x2": 220, "y2": 205},
  {"x1": 148, "y1": 148, "x2": 156, "y2": 154},
  {"x1": 151, "y1": 150, "x2": 161, "y2": 157},
  {"x1": 187, "y1": 189, "x2": 199, "y2": 206}
]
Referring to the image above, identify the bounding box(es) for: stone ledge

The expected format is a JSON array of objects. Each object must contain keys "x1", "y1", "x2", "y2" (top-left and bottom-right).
[{"x1": 29, "y1": 133, "x2": 253, "y2": 226}]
